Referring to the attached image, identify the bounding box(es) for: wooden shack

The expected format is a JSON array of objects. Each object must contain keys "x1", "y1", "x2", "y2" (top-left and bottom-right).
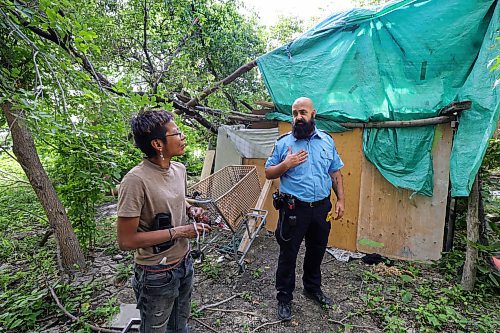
[{"x1": 209, "y1": 119, "x2": 454, "y2": 262}]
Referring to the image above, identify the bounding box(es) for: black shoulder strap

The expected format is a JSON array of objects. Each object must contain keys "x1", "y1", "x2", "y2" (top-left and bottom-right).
[
  {"x1": 318, "y1": 129, "x2": 330, "y2": 135},
  {"x1": 277, "y1": 131, "x2": 291, "y2": 142}
]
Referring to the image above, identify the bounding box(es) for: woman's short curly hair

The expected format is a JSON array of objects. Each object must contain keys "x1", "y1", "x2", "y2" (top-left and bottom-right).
[{"x1": 130, "y1": 109, "x2": 173, "y2": 158}]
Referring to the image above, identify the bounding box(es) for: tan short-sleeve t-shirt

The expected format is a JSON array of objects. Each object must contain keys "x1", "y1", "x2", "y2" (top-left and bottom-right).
[{"x1": 117, "y1": 159, "x2": 189, "y2": 265}]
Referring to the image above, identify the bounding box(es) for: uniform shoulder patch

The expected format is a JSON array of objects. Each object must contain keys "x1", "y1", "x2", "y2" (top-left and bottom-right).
[{"x1": 276, "y1": 131, "x2": 291, "y2": 142}]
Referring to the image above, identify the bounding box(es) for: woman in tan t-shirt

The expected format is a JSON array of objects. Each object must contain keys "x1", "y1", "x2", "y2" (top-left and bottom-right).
[{"x1": 117, "y1": 109, "x2": 210, "y2": 333}]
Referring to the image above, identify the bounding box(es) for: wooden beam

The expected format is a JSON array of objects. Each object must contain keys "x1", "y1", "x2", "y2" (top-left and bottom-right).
[
  {"x1": 200, "y1": 150, "x2": 215, "y2": 180},
  {"x1": 461, "y1": 175, "x2": 480, "y2": 291},
  {"x1": 237, "y1": 179, "x2": 273, "y2": 253},
  {"x1": 340, "y1": 116, "x2": 453, "y2": 128}
]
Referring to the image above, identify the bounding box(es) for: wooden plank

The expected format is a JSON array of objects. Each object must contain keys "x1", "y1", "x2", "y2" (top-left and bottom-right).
[
  {"x1": 356, "y1": 124, "x2": 453, "y2": 261},
  {"x1": 276, "y1": 123, "x2": 362, "y2": 251},
  {"x1": 237, "y1": 179, "x2": 273, "y2": 253},
  {"x1": 329, "y1": 129, "x2": 363, "y2": 251},
  {"x1": 200, "y1": 150, "x2": 215, "y2": 180}
]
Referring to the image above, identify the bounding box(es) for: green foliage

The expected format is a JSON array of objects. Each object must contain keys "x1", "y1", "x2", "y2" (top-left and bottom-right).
[
  {"x1": 115, "y1": 262, "x2": 133, "y2": 285},
  {"x1": 200, "y1": 255, "x2": 221, "y2": 279},
  {"x1": 266, "y1": 16, "x2": 304, "y2": 50},
  {"x1": 190, "y1": 300, "x2": 203, "y2": 318},
  {"x1": 482, "y1": 138, "x2": 500, "y2": 171},
  {"x1": 0, "y1": 154, "x2": 120, "y2": 332},
  {"x1": 251, "y1": 267, "x2": 264, "y2": 279},
  {"x1": 361, "y1": 263, "x2": 499, "y2": 333},
  {"x1": 1, "y1": 0, "x2": 271, "y2": 253},
  {"x1": 240, "y1": 290, "x2": 252, "y2": 302}
]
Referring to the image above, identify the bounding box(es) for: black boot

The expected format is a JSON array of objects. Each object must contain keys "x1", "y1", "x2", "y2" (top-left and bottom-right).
[
  {"x1": 303, "y1": 289, "x2": 333, "y2": 306},
  {"x1": 277, "y1": 301, "x2": 292, "y2": 321}
]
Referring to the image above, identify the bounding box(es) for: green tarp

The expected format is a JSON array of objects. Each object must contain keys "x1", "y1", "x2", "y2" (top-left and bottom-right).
[{"x1": 257, "y1": 0, "x2": 499, "y2": 197}]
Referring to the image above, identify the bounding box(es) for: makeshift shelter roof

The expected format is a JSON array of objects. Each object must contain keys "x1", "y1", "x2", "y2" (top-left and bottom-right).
[{"x1": 257, "y1": 0, "x2": 499, "y2": 197}]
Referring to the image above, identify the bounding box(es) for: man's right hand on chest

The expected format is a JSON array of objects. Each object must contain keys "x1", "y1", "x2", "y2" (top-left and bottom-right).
[{"x1": 284, "y1": 147, "x2": 308, "y2": 169}]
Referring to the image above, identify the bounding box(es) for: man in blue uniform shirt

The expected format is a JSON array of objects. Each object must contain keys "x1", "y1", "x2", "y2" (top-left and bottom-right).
[{"x1": 265, "y1": 97, "x2": 345, "y2": 321}]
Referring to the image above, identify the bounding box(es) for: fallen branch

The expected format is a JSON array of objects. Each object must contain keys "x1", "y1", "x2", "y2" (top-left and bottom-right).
[
  {"x1": 251, "y1": 319, "x2": 284, "y2": 333},
  {"x1": 47, "y1": 284, "x2": 120, "y2": 333},
  {"x1": 198, "y1": 293, "x2": 240, "y2": 312},
  {"x1": 329, "y1": 310, "x2": 375, "y2": 330},
  {"x1": 191, "y1": 317, "x2": 219, "y2": 333},
  {"x1": 205, "y1": 308, "x2": 258, "y2": 316}
]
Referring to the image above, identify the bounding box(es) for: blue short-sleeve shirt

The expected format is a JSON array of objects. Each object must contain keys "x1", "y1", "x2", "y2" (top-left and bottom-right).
[{"x1": 265, "y1": 128, "x2": 344, "y2": 202}]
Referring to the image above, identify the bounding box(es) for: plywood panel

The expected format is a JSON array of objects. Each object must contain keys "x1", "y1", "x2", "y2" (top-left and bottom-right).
[
  {"x1": 200, "y1": 150, "x2": 215, "y2": 180},
  {"x1": 277, "y1": 123, "x2": 362, "y2": 251},
  {"x1": 357, "y1": 124, "x2": 452, "y2": 261}
]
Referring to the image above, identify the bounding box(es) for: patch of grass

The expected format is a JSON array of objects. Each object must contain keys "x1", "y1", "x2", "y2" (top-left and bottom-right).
[
  {"x1": 252, "y1": 267, "x2": 264, "y2": 279},
  {"x1": 200, "y1": 256, "x2": 222, "y2": 279},
  {"x1": 241, "y1": 290, "x2": 252, "y2": 302},
  {"x1": 190, "y1": 301, "x2": 203, "y2": 318}
]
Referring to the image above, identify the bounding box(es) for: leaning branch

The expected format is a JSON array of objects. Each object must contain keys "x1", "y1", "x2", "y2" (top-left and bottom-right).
[{"x1": 186, "y1": 60, "x2": 258, "y2": 107}]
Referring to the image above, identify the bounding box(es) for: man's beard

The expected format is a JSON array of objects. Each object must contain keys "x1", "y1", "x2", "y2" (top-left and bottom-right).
[{"x1": 292, "y1": 118, "x2": 316, "y2": 140}]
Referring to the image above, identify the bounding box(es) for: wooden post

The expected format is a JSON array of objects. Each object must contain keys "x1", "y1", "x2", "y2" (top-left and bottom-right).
[
  {"x1": 238, "y1": 179, "x2": 273, "y2": 253},
  {"x1": 200, "y1": 150, "x2": 215, "y2": 180},
  {"x1": 461, "y1": 175, "x2": 480, "y2": 291}
]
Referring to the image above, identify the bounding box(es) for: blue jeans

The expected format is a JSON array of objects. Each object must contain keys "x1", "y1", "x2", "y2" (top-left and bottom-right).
[{"x1": 132, "y1": 256, "x2": 193, "y2": 333}]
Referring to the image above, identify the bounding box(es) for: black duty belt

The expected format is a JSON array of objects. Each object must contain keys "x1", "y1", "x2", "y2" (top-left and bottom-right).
[{"x1": 287, "y1": 195, "x2": 330, "y2": 208}]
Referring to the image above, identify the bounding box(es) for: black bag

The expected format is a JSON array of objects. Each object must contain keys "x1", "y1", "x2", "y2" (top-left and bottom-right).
[
  {"x1": 152, "y1": 212, "x2": 175, "y2": 254},
  {"x1": 272, "y1": 191, "x2": 283, "y2": 210}
]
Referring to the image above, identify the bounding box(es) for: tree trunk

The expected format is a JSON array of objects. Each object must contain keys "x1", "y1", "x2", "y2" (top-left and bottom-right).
[
  {"x1": 2, "y1": 102, "x2": 86, "y2": 272},
  {"x1": 461, "y1": 175, "x2": 479, "y2": 291}
]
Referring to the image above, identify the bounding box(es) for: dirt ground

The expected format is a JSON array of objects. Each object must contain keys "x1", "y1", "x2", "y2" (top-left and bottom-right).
[{"x1": 115, "y1": 228, "x2": 381, "y2": 333}]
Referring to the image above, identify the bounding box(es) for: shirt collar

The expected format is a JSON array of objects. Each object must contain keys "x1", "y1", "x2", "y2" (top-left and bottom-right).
[{"x1": 142, "y1": 158, "x2": 170, "y2": 175}]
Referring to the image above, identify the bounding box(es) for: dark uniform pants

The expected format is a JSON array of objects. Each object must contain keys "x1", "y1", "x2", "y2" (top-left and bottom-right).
[{"x1": 275, "y1": 200, "x2": 332, "y2": 303}]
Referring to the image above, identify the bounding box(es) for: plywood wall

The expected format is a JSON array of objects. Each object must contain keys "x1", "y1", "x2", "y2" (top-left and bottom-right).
[
  {"x1": 356, "y1": 124, "x2": 452, "y2": 261},
  {"x1": 277, "y1": 123, "x2": 363, "y2": 251},
  {"x1": 242, "y1": 122, "x2": 451, "y2": 261}
]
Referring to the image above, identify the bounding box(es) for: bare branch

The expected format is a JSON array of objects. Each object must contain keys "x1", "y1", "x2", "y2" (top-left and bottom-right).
[
  {"x1": 142, "y1": 0, "x2": 155, "y2": 77},
  {"x1": 153, "y1": 17, "x2": 200, "y2": 91}
]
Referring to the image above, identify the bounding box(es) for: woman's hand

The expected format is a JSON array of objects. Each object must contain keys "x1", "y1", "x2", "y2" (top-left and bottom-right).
[
  {"x1": 174, "y1": 223, "x2": 211, "y2": 239},
  {"x1": 188, "y1": 206, "x2": 210, "y2": 223}
]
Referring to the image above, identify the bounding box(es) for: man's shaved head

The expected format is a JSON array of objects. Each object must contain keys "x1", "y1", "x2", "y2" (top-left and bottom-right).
[{"x1": 292, "y1": 97, "x2": 314, "y2": 110}]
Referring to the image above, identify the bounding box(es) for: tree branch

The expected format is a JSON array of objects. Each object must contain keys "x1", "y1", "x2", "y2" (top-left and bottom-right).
[
  {"x1": 154, "y1": 17, "x2": 200, "y2": 90},
  {"x1": 186, "y1": 60, "x2": 257, "y2": 107},
  {"x1": 5, "y1": 2, "x2": 259, "y2": 134},
  {"x1": 47, "y1": 284, "x2": 121, "y2": 333},
  {"x1": 142, "y1": 0, "x2": 155, "y2": 78}
]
